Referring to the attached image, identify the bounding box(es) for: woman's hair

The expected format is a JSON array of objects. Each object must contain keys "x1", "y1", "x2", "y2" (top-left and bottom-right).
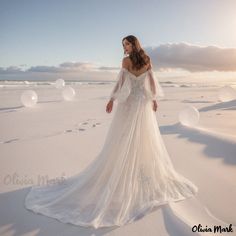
[{"x1": 122, "y1": 35, "x2": 150, "y2": 71}]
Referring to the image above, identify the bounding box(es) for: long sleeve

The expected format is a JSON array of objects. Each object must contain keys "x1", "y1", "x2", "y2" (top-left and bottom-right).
[
  {"x1": 109, "y1": 68, "x2": 127, "y2": 102},
  {"x1": 146, "y1": 69, "x2": 164, "y2": 100}
]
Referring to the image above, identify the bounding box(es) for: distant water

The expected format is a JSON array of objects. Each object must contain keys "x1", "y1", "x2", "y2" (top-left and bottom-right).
[
  {"x1": 0, "y1": 79, "x2": 236, "y2": 89},
  {"x1": 0, "y1": 80, "x2": 111, "y2": 89}
]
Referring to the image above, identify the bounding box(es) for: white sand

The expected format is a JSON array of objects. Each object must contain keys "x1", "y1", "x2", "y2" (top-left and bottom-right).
[{"x1": 0, "y1": 82, "x2": 236, "y2": 236}]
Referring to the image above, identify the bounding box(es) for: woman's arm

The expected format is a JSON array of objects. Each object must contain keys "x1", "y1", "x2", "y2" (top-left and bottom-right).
[
  {"x1": 147, "y1": 62, "x2": 157, "y2": 101},
  {"x1": 146, "y1": 60, "x2": 164, "y2": 100},
  {"x1": 109, "y1": 58, "x2": 128, "y2": 102}
]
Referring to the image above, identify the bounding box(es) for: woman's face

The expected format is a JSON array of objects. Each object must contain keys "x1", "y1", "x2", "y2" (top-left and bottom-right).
[{"x1": 122, "y1": 39, "x2": 132, "y2": 54}]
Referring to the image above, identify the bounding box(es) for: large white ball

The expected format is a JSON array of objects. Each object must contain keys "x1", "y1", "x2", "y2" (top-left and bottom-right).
[
  {"x1": 55, "y1": 78, "x2": 65, "y2": 89},
  {"x1": 62, "y1": 86, "x2": 76, "y2": 101},
  {"x1": 21, "y1": 90, "x2": 38, "y2": 107},
  {"x1": 178, "y1": 105, "x2": 200, "y2": 127},
  {"x1": 117, "y1": 87, "x2": 131, "y2": 103},
  {"x1": 24, "y1": 81, "x2": 30, "y2": 85},
  {"x1": 218, "y1": 86, "x2": 236, "y2": 102}
]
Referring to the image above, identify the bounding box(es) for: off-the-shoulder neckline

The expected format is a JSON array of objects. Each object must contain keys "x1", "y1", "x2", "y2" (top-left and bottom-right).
[{"x1": 122, "y1": 68, "x2": 151, "y2": 78}]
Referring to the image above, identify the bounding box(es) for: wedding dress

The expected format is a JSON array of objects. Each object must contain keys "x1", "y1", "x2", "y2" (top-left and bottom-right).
[{"x1": 24, "y1": 66, "x2": 198, "y2": 229}]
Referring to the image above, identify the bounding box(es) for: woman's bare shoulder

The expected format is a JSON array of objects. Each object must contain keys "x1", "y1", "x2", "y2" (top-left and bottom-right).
[
  {"x1": 146, "y1": 56, "x2": 152, "y2": 69},
  {"x1": 122, "y1": 57, "x2": 130, "y2": 69}
]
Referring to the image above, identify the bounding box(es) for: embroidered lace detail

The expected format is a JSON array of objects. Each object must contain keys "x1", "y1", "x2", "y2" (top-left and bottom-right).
[{"x1": 137, "y1": 165, "x2": 152, "y2": 188}]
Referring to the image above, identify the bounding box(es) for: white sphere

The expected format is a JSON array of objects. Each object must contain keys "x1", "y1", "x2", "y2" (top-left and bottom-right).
[
  {"x1": 55, "y1": 78, "x2": 65, "y2": 89},
  {"x1": 62, "y1": 86, "x2": 76, "y2": 101},
  {"x1": 21, "y1": 90, "x2": 38, "y2": 107},
  {"x1": 218, "y1": 86, "x2": 236, "y2": 102},
  {"x1": 117, "y1": 87, "x2": 131, "y2": 103},
  {"x1": 178, "y1": 105, "x2": 200, "y2": 127}
]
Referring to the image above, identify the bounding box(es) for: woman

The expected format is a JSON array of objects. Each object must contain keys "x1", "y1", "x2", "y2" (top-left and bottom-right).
[{"x1": 24, "y1": 35, "x2": 198, "y2": 229}]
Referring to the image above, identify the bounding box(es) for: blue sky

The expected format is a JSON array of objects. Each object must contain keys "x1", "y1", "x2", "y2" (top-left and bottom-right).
[{"x1": 1, "y1": 0, "x2": 236, "y2": 81}]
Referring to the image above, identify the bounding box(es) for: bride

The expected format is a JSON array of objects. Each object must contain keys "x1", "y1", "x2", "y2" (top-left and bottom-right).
[{"x1": 24, "y1": 35, "x2": 198, "y2": 229}]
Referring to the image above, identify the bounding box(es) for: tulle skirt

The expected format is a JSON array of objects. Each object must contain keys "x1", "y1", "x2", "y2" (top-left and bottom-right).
[{"x1": 24, "y1": 94, "x2": 198, "y2": 229}]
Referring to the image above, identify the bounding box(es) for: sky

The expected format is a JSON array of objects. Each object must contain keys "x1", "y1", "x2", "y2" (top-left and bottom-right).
[{"x1": 1, "y1": 0, "x2": 236, "y2": 81}]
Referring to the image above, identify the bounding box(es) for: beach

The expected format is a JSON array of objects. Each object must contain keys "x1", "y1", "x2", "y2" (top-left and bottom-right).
[{"x1": 0, "y1": 80, "x2": 236, "y2": 236}]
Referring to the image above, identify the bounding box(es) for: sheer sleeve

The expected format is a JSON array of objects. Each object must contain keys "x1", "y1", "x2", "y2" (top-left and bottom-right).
[
  {"x1": 109, "y1": 68, "x2": 127, "y2": 102},
  {"x1": 145, "y1": 64, "x2": 164, "y2": 100}
]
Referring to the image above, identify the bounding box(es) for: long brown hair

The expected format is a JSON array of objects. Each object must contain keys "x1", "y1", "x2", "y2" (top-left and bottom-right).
[{"x1": 122, "y1": 35, "x2": 150, "y2": 71}]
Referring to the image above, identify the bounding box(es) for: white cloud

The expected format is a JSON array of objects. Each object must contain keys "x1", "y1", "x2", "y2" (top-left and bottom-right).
[
  {"x1": 145, "y1": 42, "x2": 236, "y2": 72},
  {"x1": 0, "y1": 61, "x2": 118, "y2": 81},
  {"x1": 59, "y1": 62, "x2": 97, "y2": 71},
  {"x1": 0, "y1": 66, "x2": 23, "y2": 74},
  {"x1": 1, "y1": 42, "x2": 236, "y2": 80},
  {"x1": 28, "y1": 66, "x2": 63, "y2": 73}
]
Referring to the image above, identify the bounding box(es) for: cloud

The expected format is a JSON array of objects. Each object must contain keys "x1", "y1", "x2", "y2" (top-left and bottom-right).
[
  {"x1": 59, "y1": 62, "x2": 97, "y2": 71},
  {"x1": 145, "y1": 42, "x2": 236, "y2": 72},
  {"x1": 25, "y1": 62, "x2": 102, "y2": 73},
  {"x1": 99, "y1": 66, "x2": 119, "y2": 71},
  {"x1": 0, "y1": 62, "x2": 118, "y2": 81},
  {"x1": 28, "y1": 66, "x2": 63, "y2": 73},
  {"x1": 0, "y1": 61, "x2": 120, "y2": 78},
  {"x1": 1, "y1": 42, "x2": 236, "y2": 81},
  {"x1": 0, "y1": 66, "x2": 24, "y2": 74}
]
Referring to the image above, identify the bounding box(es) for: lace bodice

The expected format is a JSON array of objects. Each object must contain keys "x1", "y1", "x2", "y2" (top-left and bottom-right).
[
  {"x1": 109, "y1": 67, "x2": 164, "y2": 102},
  {"x1": 127, "y1": 70, "x2": 148, "y2": 100}
]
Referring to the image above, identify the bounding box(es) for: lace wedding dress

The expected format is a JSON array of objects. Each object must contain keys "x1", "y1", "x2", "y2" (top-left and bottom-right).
[{"x1": 24, "y1": 67, "x2": 198, "y2": 229}]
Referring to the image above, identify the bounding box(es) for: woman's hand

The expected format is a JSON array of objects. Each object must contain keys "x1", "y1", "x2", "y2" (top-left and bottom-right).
[
  {"x1": 152, "y1": 100, "x2": 158, "y2": 112},
  {"x1": 106, "y1": 99, "x2": 113, "y2": 113}
]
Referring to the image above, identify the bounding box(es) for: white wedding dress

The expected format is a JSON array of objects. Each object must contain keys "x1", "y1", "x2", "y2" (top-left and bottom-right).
[{"x1": 24, "y1": 66, "x2": 198, "y2": 229}]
